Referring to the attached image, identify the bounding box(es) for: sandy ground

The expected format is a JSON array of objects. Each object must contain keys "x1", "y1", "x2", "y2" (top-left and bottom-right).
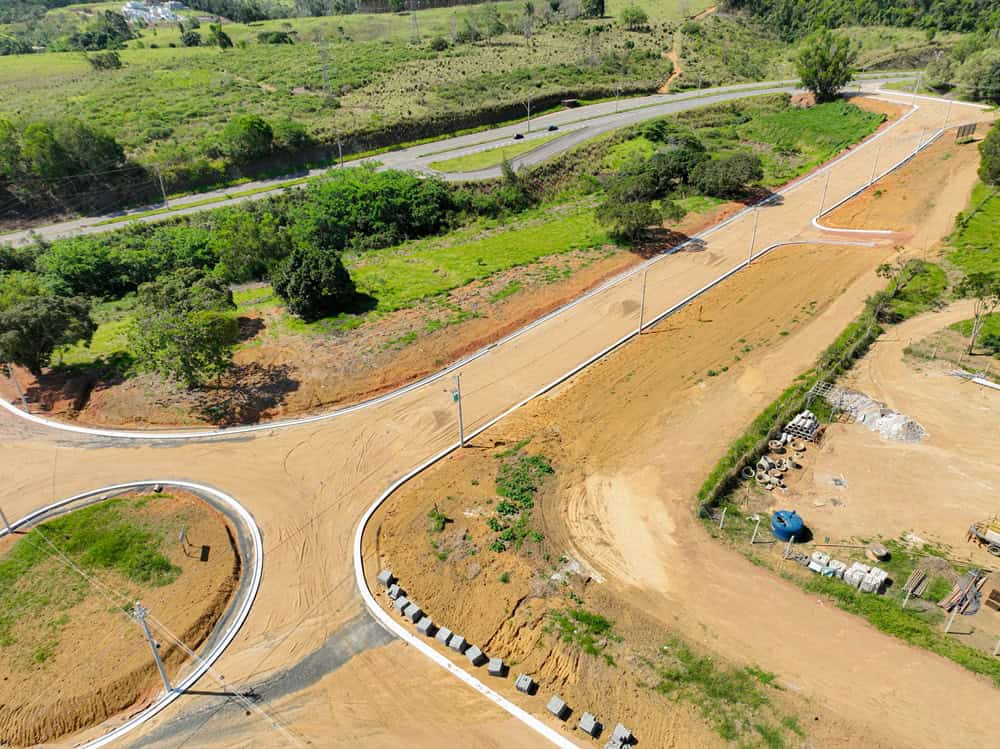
[
  {"x1": 0, "y1": 93, "x2": 993, "y2": 749},
  {"x1": 0, "y1": 490, "x2": 238, "y2": 747},
  {"x1": 370, "y1": 243, "x2": 896, "y2": 748}
]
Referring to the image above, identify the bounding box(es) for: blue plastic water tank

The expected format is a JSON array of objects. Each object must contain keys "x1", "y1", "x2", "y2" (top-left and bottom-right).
[{"x1": 771, "y1": 510, "x2": 805, "y2": 542}]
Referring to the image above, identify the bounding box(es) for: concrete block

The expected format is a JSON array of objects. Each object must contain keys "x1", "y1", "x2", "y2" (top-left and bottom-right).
[
  {"x1": 465, "y1": 645, "x2": 487, "y2": 666},
  {"x1": 392, "y1": 595, "x2": 409, "y2": 613},
  {"x1": 449, "y1": 634, "x2": 468, "y2": 653},
  {"x1": 402, "y1": 602, "x2": 424, "y2": 623},
  {"x1": 611, "y1": 723, "x2": 632, "y2": 743},
  {"x1": 377, "y1": 569, "x2": 396, "y2": 588},
  {"x1": 578, "y1": 712, "x2": 601, "y2": 737},
  {"x1": 487, "y1": 657, "x2": 506, "y2": 677},
  {"x1": 514, "y1": 674, "x2": 536, "y2": 694},
  {"x1": 435, "y1": 627, "x2": 453, "y2": 647},
  {"x1": 547, "y1": 696, "x2": 569, "y2": 721},
  {"x1": 416, "y1": 617, "x2": 436, "y2": 637},
  {"x1": 387, "y1": 583, "x2": 402, "y2": 600}
]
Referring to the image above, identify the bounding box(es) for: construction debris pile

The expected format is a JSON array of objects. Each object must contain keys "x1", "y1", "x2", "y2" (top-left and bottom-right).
[
  {"x1": 377, "y1": 569, "x2": 636, "y2": 745},
  {"x1": 784, "y1": 550, "x2": 889, "y2": 594},
  {"x1": 938, "y1": 569, "x2": 987, "y2": 615},
  {"x1": 832, "y1": 390, "x2": 926, "y2": 443}
]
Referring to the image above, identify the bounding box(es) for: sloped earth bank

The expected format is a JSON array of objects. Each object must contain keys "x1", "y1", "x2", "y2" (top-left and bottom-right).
[
  {"x1": 0, "y1": 490, "x2": 239, "y2": 748},
  {"x1": 370, "y1": 243, "x2": 900, "y2": 748},
  {"x1": 822, "y1": 122, "x2": 986, "y2": 246}
]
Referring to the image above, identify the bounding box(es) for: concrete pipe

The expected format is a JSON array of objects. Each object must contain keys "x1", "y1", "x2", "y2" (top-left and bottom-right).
[
  {"x1": 791, "y1": 440, "x2": 806, "y2": 452},
  {"x1": 768, "y1": 440, "x2": 785, "y2": 454},
  {"x1": 741, "y1": 466, "x2": 756, "y2": 480},
  {"x1": 775, "y1": 458, "x2": 790, "y2": 472}
]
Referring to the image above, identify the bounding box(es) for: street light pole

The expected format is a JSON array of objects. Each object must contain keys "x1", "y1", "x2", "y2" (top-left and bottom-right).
[
  {"x1": 869, "y1": 142, "x2": 881, "y2": 186},
  {"x1": 747, "y1": 206, "x2": 759, "y2": 266},
  {"x1": 524, "y1": 99, "x2": 532, "y2": 133},
  {"x1": 0, "y1": 507, "x2": 11, "y2": 535},
  {"x1": 818, "y1": 170, "x2": 831, "y2": 215},
  {"x1": 637, "y1": 268, "x2": 648, "y2": 335},
  {"x1": 132, "y1": 603, "x2": 172, "y2": 693},
  {"x1": 452, "y1": 374, "x2": 465, "y2": 448}
]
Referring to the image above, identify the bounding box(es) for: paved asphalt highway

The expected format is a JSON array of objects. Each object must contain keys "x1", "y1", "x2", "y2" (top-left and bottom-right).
[{"x1": 0, "y1": 75, "x2": 914, "y2": 248}]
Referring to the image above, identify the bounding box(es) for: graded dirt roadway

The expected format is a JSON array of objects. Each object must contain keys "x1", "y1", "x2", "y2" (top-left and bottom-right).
[{"x1": 0, "y1": 92, "x2": 994, "y2": 748}]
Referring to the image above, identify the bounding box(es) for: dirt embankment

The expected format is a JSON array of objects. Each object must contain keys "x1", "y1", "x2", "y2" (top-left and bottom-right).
[
  {"x1": 823, "y1": 123, "x2": 986, "y2": 246},
  {"x1": 0, "y1": 490, "x2": 240, "y2": 748},
  {"x1": 370, "y1": 242, "x2": 893, "y2": 748}
]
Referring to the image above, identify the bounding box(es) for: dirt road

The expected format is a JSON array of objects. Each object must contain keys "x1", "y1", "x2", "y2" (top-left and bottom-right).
[{"x1": 0, "y1": 93, "x2": 994, "y2": 748}]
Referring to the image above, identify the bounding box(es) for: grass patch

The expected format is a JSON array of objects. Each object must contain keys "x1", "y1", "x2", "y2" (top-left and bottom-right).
[
  {"x1": 0, "y1": 494, "x2": 181, "y2": 667},
  {"x1": 548, "y1": 608, "x2": 620, "y2": 664},
  {"x1": 487, "y1": 448, "x2": 552, "y2": 553},
  {"x1": 889, "y1": 261, "x2": 947, "y2": 320},
  {"x1": 950, "y1": 183, "x2": 1000, "y2": 276},
  {"x1": 653, "y1": 638, "x2": 792, "y2": 744},
  {"x1": 429, "y1": 134, "x2": 561, "y2": 173},
  {"x1": 349, "y1": 202, "x2": 610, "y2": 314}
]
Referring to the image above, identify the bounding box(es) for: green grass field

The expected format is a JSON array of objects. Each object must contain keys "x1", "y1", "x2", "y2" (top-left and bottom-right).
[
  {"x1": 0, "y1": 494, "x2": 180, "y2": 669},
  {"x1": 429, "y1": 133, "x2": 562, "y2": 172},
  {"x1": 950, "y1": 183, "x2": 1000, "y2": 275},
  {"x1": 889, "y1": 261, "x2": 948, "y2": 320}
]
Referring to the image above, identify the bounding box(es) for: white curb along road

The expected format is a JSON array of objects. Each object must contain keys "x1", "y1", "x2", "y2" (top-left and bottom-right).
[
  {"x1": 0, "y1": 481, "x2": 264, "y2": 749},
  {"x1": 0, "y1": 89, "x2": 955, "y2": 443}
]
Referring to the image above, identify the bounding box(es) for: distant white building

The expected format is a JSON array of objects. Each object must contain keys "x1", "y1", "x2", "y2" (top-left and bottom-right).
[{"x1": 121, "y1": 1, "x2": 187, "y2": 24}]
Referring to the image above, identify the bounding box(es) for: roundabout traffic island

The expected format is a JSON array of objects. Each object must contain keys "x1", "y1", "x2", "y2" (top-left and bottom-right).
[{"x1": 0, "y1": 488, "x2": 241, "y2": 748}]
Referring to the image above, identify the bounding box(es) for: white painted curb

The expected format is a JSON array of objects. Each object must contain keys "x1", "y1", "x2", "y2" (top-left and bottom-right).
[
  {"x1": 0, "y1": 87, "x2": 933, "y2": 443},
  {"x1": 352, "y1": 236, "x2": 876, "y2": 749},
  {"x1": 0, "y1": 481, "x2": 264, "y2": 749}
]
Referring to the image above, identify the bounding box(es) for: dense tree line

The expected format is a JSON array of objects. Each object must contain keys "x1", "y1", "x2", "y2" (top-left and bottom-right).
[
  {"x1": 0, "y1": 117, "x2": 157, "y2": 221},
  {"x1": 722, "y1": 0, "x2": 1000, "y2": 40},
  {"x1": 0, "y1": 165, "x2": 537, "y2": 379},
  {"x1": 1, "y1": 9, "x2": 135, "y2": 56}
]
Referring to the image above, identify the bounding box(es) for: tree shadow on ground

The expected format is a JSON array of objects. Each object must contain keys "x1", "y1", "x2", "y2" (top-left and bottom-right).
[
  {"x1": 27, "y1": 352, "x2": 135, "y2": 412},
  {"x1": 237, "y1": 316, "x2": 265, "y2": 342},
  {"x1": 196, "y1": 363, "x2": 299, "y2": 426}
]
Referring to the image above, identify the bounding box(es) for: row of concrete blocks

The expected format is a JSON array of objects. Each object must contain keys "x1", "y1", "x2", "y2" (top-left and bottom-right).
[
  {"x1": 545, "y1": 695, "x2": 634, "y2": 745},
  {"x1": 378, "y1": 570, "x2": 634, "y2": 745}
]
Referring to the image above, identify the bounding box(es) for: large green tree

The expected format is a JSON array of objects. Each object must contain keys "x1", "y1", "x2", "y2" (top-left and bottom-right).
[
  {"x1": 128, "y1": 268, "x2": 239, "y2": 387},
  {"x1": 0, "y1": 295, "x2": 95, "y2": 374},
  {"x1": 956, "y1": 272, "x2": 1000, "y2": 355},
  {"x1": 690, "y1": 152, "x2": 764, "y2": 197},
  {"x1": 796, "y1": 28, "x2": 857, "y2": 103},
  {"x1": 271, "y1": 245, "x2": 357, "y2": 322}
]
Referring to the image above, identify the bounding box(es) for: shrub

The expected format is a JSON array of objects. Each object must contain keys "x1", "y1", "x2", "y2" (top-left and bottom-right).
[
  {"x1": 271, "y1": 244, "x2": 357, "y2": 322},
  {"x1": 221, "y1": 114, "x2": 273, "y2": 162},
  {"x1": 429, "y1": 35, "x2": 449, "y2": 51},
  {"x1": 180, "y1": 30, "x2": 202, "y2": 47},
  {"x1": 619, "y1": 5, "x2": 648, "y2": 30},
  {"x1": 979, "y1": 123, "x2": 1000, "y2": 185},
  {"x1": 0, "y1": 296, "x2": 95, "y2": 374},
  {"x1": 257, "y1": 30, "x2": 294, "y2": 44},
  {"x1": 690, "y1": 152, "x2": 764, "y2": 197}
]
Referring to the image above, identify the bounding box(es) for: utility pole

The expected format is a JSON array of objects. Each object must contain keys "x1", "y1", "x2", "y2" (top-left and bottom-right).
[
  {"x1": 915, "y1": 127, "x2": 928, "y2": 153},
  {"x1": 524, "y1": 98, "x2": 532, "y2": 133},
  {"x1": 410, "y1": 0, "x2": 420, "y2": 45},
  {"x1": 911, "y1": 71, "x2": 921, "y2": 106},
  {"x1": 451, "y1": 374, "x2": 465, "y2": 448},
  {"x1": 0, "y1": 507, "x2": 11, "y2": 535},
  {"x1": 747, "y1": 206, "x2": 759, "y2": 266},
  {"x1": 818, "y1": 170, "x2": 831, "y2": 215},
  {"x1": 132, "y1": 603, "x2": 172, "y2": 693},
  {"x1": 155, "y1": 167, "x2": 168, "y2": 208},
  {"x1": 318, "y1": 34, "x2": 335, "y2": 108},
  {"x1": 869, "y1": 142, "x2": 881, "y2": 186},
  {"x1": 942, "y1": 97, "x2": 953, "y2": 131},
  {"x1": 614, "y1": 83, "x2": 623, "y2": 112},
  {"x1": 637, "y1": 268, "x2": 648, "y2": 335}
]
